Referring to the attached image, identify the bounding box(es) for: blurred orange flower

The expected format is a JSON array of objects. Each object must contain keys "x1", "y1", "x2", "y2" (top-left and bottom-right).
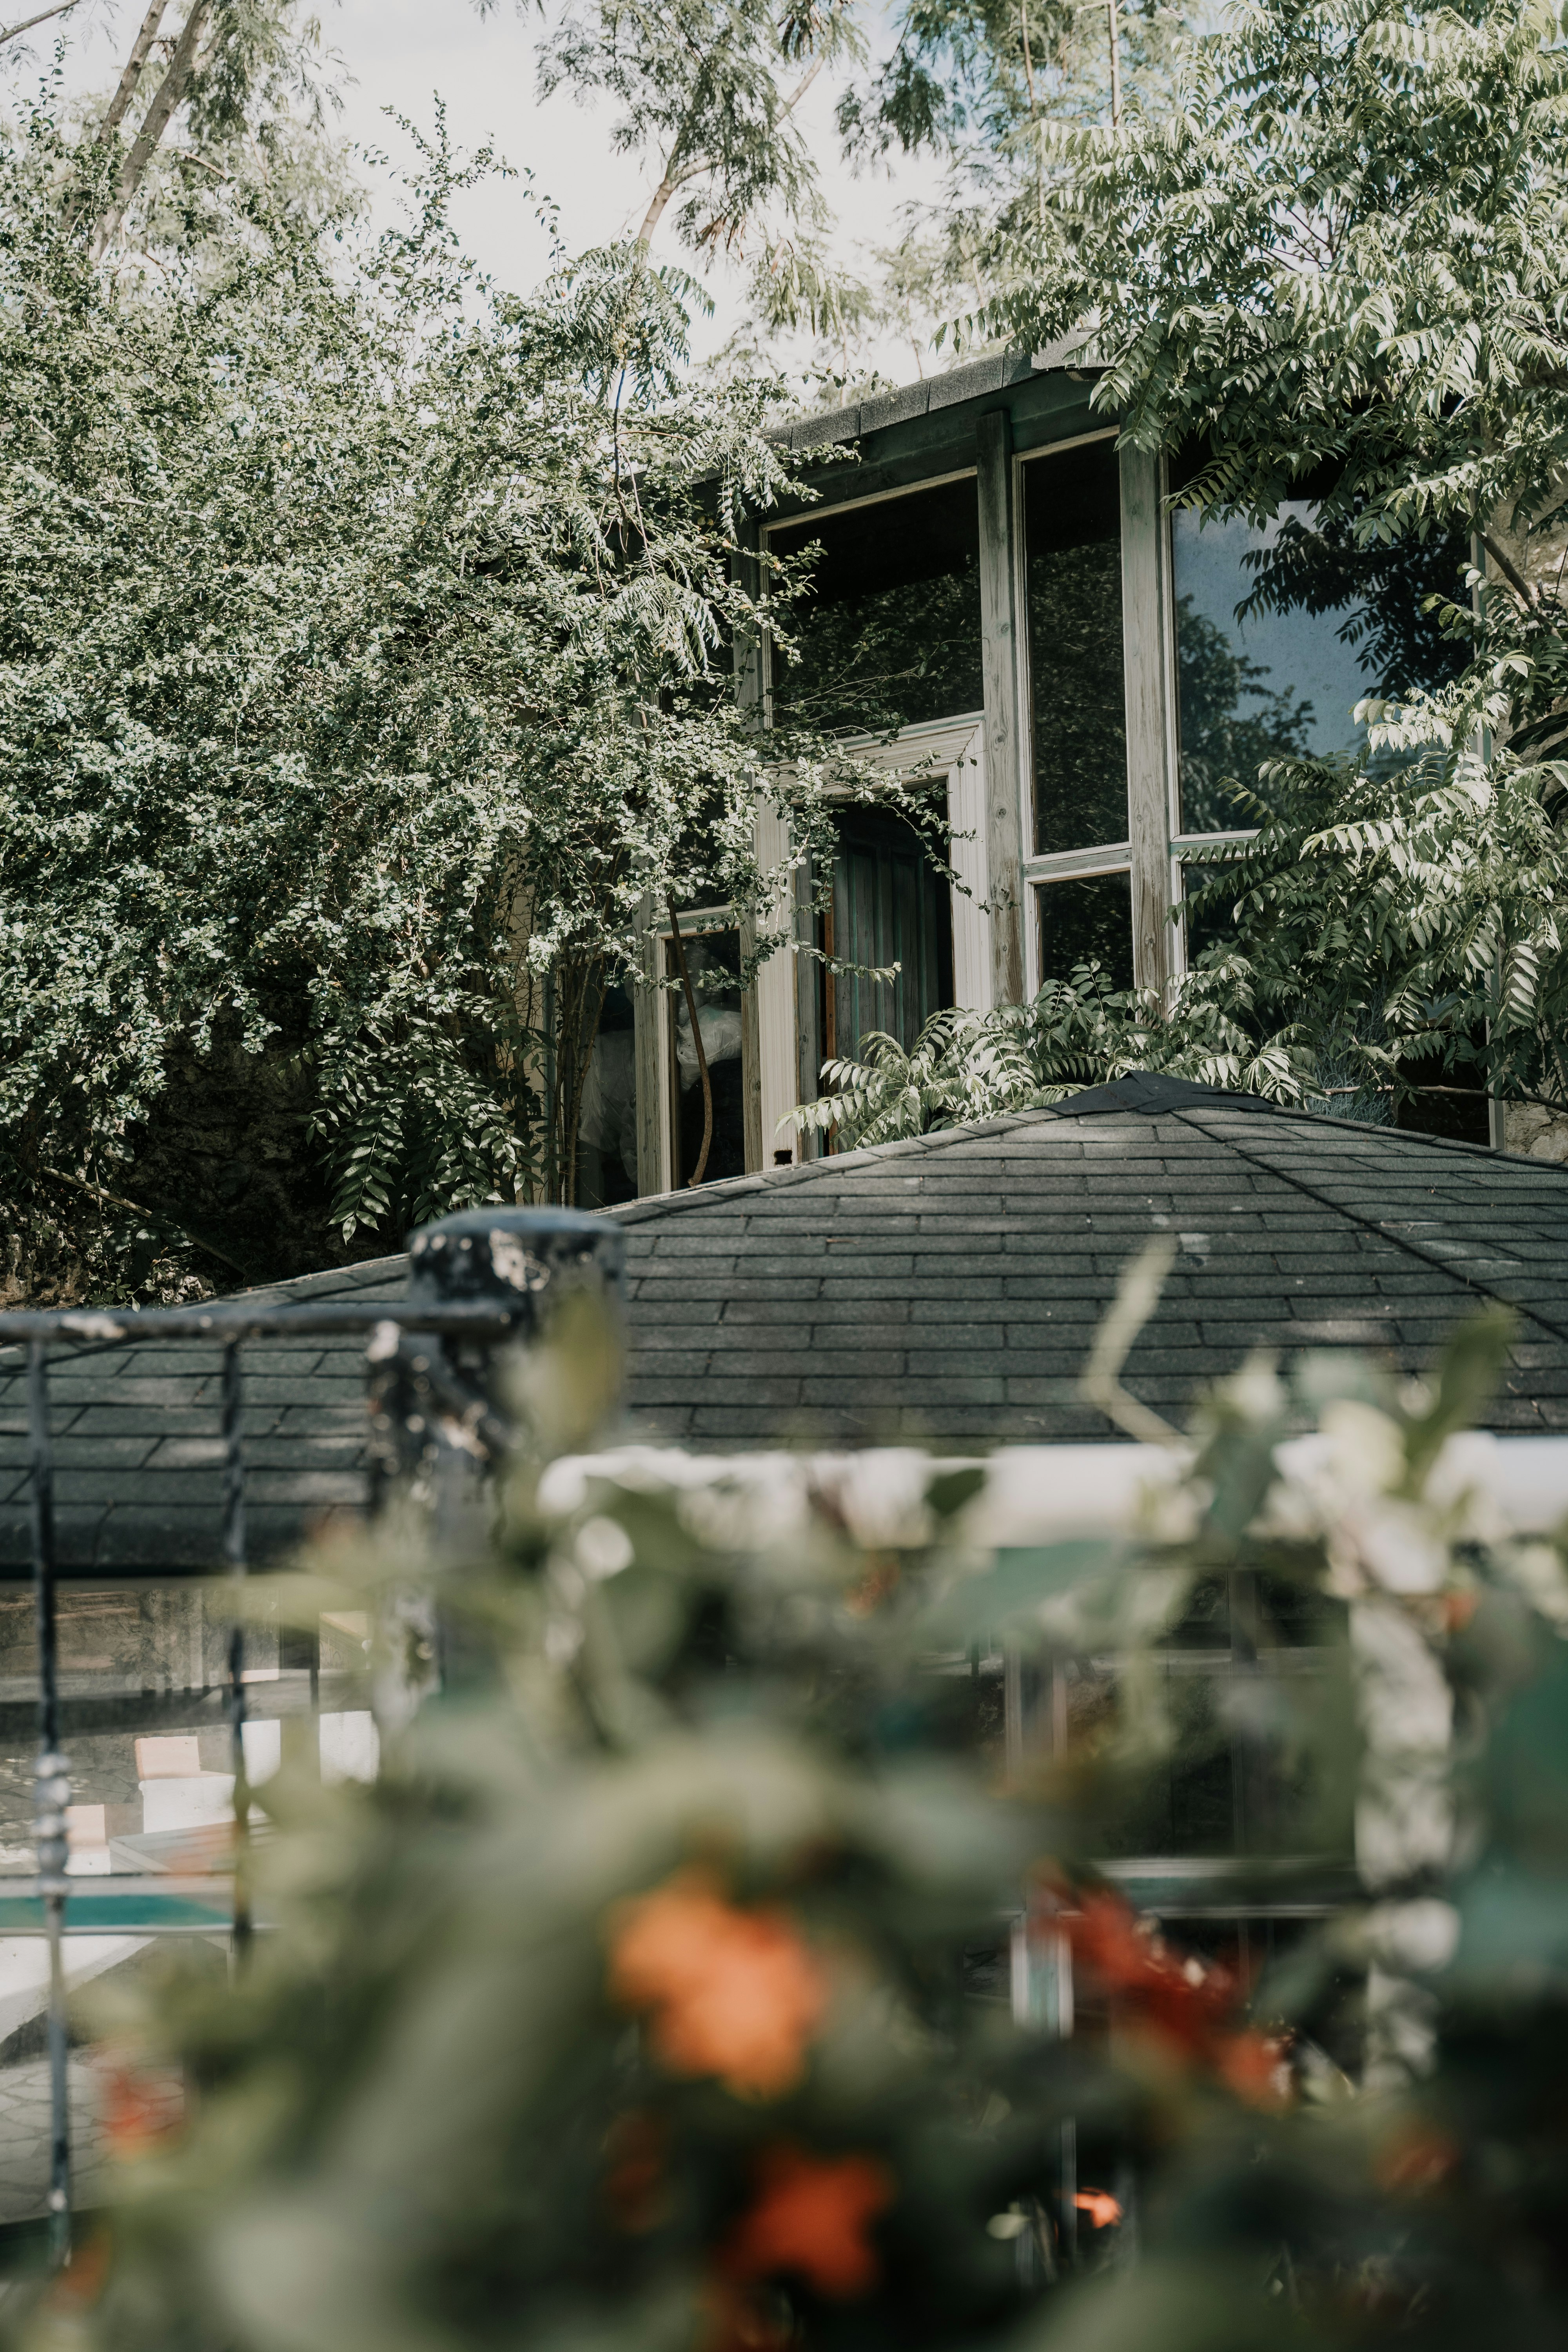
[
  {"x1": 723, "y1": 2142, "x2": 894, "y2": 2298},
  {"x1": 608, "y1": 1870, "x2": 829, "y2": 2100},
  {"x1": 1375, "y1": 2122, "x2": 1459, "y2": 2194},
  {"x1": 97, "y1": 2050, "x2": 184, "y2": 2159},
  {"x1": 1056, "y1": 1891, "x2": 1290, "y2": 2109},
  {"x1": 1073, "y1": 2189, "x2": 1123, "y2": 2229}
]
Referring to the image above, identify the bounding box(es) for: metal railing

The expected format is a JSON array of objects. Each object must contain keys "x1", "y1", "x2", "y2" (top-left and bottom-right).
[{"x1": 0, "y1": 1205, "x2": 624, "y2": 2264}]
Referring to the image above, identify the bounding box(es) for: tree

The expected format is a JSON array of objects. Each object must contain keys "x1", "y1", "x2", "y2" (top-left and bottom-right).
[
  {"x1": 484, "y1": 0, "x2": 862, "y2": 256},
  {"x1": 799, "y1": 0, "x2": 1568, "y2": 1137},
  {"x1": 978, "y1": 0, "x2": 1568, "y2": 568},
  {"x1": 0, "y1": 87, "x2": 856, "y2": 1300}
]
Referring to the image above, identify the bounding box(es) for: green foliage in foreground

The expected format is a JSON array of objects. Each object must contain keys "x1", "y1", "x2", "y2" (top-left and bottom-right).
[
  {"x1": 15, "y1": 1294, "x2": 1568, "y2": 2352},
  {"x1": 792, "y1": 958, "x2": 1312, "y2": 1151}
]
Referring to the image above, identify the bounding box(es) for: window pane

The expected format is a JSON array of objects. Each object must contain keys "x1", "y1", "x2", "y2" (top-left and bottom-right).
[
  {"x1": 1036, "y1": 871, "x2": 1133, "y2": 991},
  {"x1": 576, "y1": 982, "x2": 639, "y2": 1210},
  {"x1": 666, "y1": 929, "x2": 745, "y2": 1187},
  {"x1": 1174, "y1": 493, "x2": 1469, "y2": 836},
  {"x1": 1179, "y1": 858, "x2": 1238, "y2": 968},
  {"x1": 1024, "y1": 441, "x2": 1128, "y2": 855},
  {"x1": 826, "y1": 806, "x2": 954, "y2": 1060},
  {"x1": 767, "y1": 478, "x2": 982, "y2": 733}
]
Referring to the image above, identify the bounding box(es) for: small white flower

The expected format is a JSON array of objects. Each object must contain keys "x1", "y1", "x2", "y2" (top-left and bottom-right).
[
  {"x1": 1351, "y1": 1498, "x2": 1448, "y2": 1595},
  {"x1": 543, "y1": 1617, "x2": 583, "y2": 1668},
  {"x1": 1320, "y1": 1400, "x2": 1406, "y2": 1497},
  {"x1": 1502, "y1": 1540, "x2": 1568, "y2": 1631},
  {"x1": 575, "y1": 1515, "x2": 634, "y2": 1581}
]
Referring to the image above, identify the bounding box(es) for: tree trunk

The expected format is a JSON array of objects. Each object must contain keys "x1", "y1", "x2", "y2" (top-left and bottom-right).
[
  {"x1": 93, "y1": 2, "x2": 169, "y2": 144},
  {"x1": 90, "y1": 0, "x2": 211, "y2": 257}
]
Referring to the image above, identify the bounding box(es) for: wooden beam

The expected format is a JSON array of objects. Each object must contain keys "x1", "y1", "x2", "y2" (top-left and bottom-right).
[
  {"x1": 976, "y1": 410, "x2": 1026, "y2": 1006},
  {"x1": 733, "y1": 522, "x2": 767, "y2": 1175},
  {"x1": 1119, "y1": 443, "x2": 1175, "y2": 994}
]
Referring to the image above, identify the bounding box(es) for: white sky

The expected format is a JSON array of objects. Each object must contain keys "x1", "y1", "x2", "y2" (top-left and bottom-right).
[{"x1": 37, "y1": 0, "x2": 929, "y2": 374}]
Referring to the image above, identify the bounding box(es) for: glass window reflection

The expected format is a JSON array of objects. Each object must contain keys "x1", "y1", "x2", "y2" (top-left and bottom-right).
[
  {"x1": 766, "y1": 478, "x2": 982, "y2": 735},
  {"x1": 666, "y1": 930, "x2": 746, "y2": 1187},
  {"x1": 1025, "y1": 440, "x2": 1128, "y2": 857},
  {"x1": 1036, "y1": 870, "x2": 1133, "y2": 992},
  {"x1": 1174, "y1": 494, "x2": 1469, "y2": 836}
]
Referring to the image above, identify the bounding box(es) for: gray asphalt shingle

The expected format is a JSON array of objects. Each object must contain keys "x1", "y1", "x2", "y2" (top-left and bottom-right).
[{"x1": 3, "y1": 1073, "x2": 1566, "y2": 1572}]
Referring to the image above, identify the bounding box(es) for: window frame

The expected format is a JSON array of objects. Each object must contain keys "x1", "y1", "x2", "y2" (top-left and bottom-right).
[
  {"x1": 759, "y1": 466, "x2": 983, "y2": 732},
  {"x1": 1013, "y1": 430, "x2": 1176, "y2": 998}
]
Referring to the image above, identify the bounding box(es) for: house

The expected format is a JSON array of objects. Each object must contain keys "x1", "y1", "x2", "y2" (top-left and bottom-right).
[{"x1": 576, "y1": 349, "x2": 1507, "y2": 1210}]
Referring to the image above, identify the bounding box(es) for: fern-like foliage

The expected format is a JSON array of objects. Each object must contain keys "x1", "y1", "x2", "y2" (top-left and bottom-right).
[{"x1": 793, "y1": 958, "x2": 1315, "y2": 1150}]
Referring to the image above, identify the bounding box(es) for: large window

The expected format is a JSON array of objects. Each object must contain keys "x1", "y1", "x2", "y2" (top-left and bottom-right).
[
  {"x1": 1035, "y1": 871, "x2": 1134, "y2": 993},
  {"x1": 1024, "y1": 440, "x2": 1128, "y2": 857},
  {"x1": 1173, "y1": 481, "x2": 1469, "y2": 838},
  {"x1": 766, "y1": 477, "x2": 983, "y2": 735},
  {"x1": 1171, "y1": 468, "x2": 1477, "y2": 1136}
]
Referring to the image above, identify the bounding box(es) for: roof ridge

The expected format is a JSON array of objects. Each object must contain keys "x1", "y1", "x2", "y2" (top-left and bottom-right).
[{"x1": 606, "y1": 1075, "x2": 1568, "y2": 1226}]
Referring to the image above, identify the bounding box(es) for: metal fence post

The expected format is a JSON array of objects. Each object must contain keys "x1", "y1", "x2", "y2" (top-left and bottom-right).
[
  {"x1": 370, "y1": 1209, "x2": 626, "y2": 1700},
  {"x1": 28, "y1": 1340, "x2": 71, "y2": 2267},
  {"x1": 221, "y1": 1341, "x2": 250, "y2": 1955}
]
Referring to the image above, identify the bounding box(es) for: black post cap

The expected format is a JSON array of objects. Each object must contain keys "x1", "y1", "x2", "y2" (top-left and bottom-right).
[{"x1": 407, "y1": 1207, "x2": 625, "y2": 1329}]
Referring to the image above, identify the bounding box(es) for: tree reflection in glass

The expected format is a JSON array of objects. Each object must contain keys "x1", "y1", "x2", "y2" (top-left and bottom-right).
[
  {"x1": 1175, "y1": 494, "x2": 1469, "y2": 836},
  {"x1": 766, "y1": 478, "x2": 983, "y2": 735},
  {"x1": 1025, "y1": 440, "x2": 1129, "y2": 856},
  {"x1": 1036, "y1": 870, "x2": 1133, "y2": 991}
]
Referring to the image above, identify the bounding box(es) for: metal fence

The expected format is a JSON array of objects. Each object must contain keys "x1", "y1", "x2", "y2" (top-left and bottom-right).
[{"x1": 0, "y1": 1205, "x2": 624, "y2": 2265}]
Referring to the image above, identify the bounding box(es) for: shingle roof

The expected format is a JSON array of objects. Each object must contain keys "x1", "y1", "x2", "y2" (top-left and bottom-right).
[
  {"x1": 0, "y1": 1257, "x2": 404, "y2": 1579},
  {"x1": 5, "y1": 1076, "x2": 1567, "y2": 1573},
  {"x1": 615, "y1": 1075, "x2": 1568, "y2": 1445}
]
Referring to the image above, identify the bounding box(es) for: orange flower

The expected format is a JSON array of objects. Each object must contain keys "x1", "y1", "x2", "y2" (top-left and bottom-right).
[
  {"x1": 1374, "y1": 2123, "x2": 1459, "y2": 2194},
  {"x1": 45, "y1": 2229, "x2": 110, "y2": 2310},
  {"x1": 97, "y1": 2051, "x2": 183, "y2": 2159},
  {"x1": 845, "y1": 1555, "x2": 900, "y2": 1617},
  {"x1": 723, "y1": 2143, "x2": 893, "y2": 2298},
  {"x1": 1073, "y1": 2189, "x2": 1123, "y2": 2229},
  {"x1": 1053, "y1": 1891, "x2": 1290, "y2": 2109},
  {"x1": 608, "y1": 1871, "x2": 829, "y2": 2100},
  {"x1": 1215, "y1": 2026, "x2": 1291, "y2": 2108}
]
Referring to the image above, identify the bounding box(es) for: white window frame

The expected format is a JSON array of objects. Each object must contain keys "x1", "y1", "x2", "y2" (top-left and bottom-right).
[{"x1": 751, "y1": 716, "x2": 992, "y2": 1164}]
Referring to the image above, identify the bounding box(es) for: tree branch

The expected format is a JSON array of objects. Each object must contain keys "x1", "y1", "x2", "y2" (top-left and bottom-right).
[
  {"x1": 42, "y1": 1165, "x2": 245, "y2": 1278},
  {"x1": 781, "y1": 48, "x2": 826, "y2": 116},
  {"x1": 1481, "y1": 532, "x2": 1538, "y2": 607},
  {"x1": 90, "y1": 0, "x2": 211, "y2": 258},
  {"x1": 0, "y1": 0, "x2": 81, "y2": 49}
]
